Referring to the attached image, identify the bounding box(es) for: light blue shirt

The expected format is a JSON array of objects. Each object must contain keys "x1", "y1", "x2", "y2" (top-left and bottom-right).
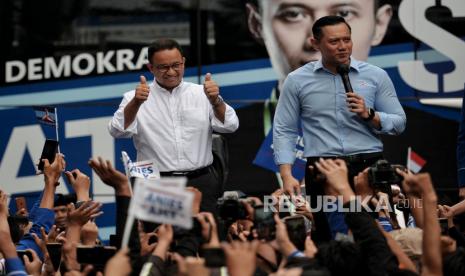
[{"x1": 273, "y1": 58, "x2": 406, "y2": 165}]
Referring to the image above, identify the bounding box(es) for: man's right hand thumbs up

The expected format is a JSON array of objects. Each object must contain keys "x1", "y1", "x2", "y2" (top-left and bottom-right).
[{"x1": 135, "y1": 75, "x2": 150, "y2": 105}]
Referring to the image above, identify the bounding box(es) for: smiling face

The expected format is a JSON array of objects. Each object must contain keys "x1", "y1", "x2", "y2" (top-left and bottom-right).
[
  {"x1": 53, "y1": 205, "x2": 68, "y2": 229},
  {"x1": 311, "y1": 22, "x2": 353, "y2": 71},
  {"x1": 247, "y1": 0, "x2": 392, "y2": 80},
  {"x1": 149, "y1": 48, "x2": 185, "y2": 91}
]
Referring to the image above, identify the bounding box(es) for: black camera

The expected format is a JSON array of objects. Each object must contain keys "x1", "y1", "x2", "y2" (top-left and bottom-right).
[
  {"x1": 217, "y1": 191, "x2": 248, "y2": 222},
  {"x1": 368, "y1": 159, "x2": 405, "y2": 192}
]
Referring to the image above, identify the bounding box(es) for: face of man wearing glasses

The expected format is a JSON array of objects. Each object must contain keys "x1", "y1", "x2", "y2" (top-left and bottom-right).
[{"x1": 148, "y1": 48, "x2": 185, "y2": 91}]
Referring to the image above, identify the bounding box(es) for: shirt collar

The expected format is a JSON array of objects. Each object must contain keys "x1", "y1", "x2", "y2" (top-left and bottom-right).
[{"x1": 313, "y1": 56, "x2": 361, "y2": 73}]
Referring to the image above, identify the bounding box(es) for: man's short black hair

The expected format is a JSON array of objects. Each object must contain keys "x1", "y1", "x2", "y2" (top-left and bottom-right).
[
  {"x1": 312, "y1": 16, "x2": 352, "y2": 40},
  {"x1": 54, "y1": 193, "x2": 76, "y2": 207},
  {"x1": 147, "y1": 38, "x2": 184, "y2": 64}
]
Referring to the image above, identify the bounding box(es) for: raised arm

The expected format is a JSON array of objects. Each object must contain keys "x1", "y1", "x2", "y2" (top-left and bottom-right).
[{"x1": 397, "y1": 170, "x2": 442, "y2": 276}]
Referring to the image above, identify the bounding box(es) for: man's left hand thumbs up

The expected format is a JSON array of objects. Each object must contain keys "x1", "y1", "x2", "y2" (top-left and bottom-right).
[{"x1": 204, "y1": 73, "x2": 221, "y2": 106}]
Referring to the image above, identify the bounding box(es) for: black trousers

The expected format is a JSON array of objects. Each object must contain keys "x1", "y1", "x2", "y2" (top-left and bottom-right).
[
  {"x1": 305, "y1": 152, "x2": 383, "y2": 243},
  {"x1": 183, "y1": 166, "x2": 222, "y2": 216}
]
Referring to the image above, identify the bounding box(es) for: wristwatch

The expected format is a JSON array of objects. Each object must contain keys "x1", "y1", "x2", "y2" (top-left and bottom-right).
[
  {"x1": 363, "y1": 108, "x2": 376, "y2": 121},
  {"x1": 212, "y1": 95, "x2": 224, "y2": 107}
]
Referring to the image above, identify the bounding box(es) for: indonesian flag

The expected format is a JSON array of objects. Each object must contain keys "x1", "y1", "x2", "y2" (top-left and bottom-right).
[{"x1": 407, "y1": 147, "x2": 426, "y2": 173}]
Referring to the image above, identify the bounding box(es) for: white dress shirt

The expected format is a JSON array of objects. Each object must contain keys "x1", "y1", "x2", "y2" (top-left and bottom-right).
[{"x1": 109, "y1": 79, "x2": 239, "y2": 172}]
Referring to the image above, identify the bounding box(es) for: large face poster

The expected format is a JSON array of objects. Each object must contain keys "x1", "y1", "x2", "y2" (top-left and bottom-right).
[{"x1": 0, "y1": 0, "x2": 464, "y2": 242}]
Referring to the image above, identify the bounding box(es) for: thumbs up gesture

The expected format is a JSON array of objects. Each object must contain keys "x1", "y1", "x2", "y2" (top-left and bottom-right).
[
  {"x1": 203, "y1": 73, "x2": 221, "y2": 106},
  {"x1": 135, "y1": 75, "x2": 150, "y2": 105}
]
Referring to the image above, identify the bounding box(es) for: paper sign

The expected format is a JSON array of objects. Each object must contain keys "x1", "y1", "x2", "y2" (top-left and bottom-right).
[{"x1": 129, "y1": 179, "x2": 193, "y2": 229}]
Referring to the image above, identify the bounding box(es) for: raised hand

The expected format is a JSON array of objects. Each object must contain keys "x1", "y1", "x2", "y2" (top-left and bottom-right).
[
  {"x1": 196, "y1": 212, "x2": 220, "y2": 248},
  {"x1": 222, "y1": 240, "x2": 259, "y2": 276},
  {"x1": 314, "y1": 158, "x2": 351, "y2": 196},
  {"x1": 396, "y1": 169, "x2": 436, "y2": 200},
  {"x1": 81, "y1": 220, "x2": 99, "y2": 246},
  {"x1": 137, "y1": 221, "x2": 157, "y2": 256},
  {"x1": 43, "y1": 153, "x2": 66, "y2": 186},
  {"x1": 31, "y1": 228, "x2": 56, "y2": 275},
  {"x1": 104, "y1": 248, "x2": 131, "y2": 276},
  {"x1": 203, "y1": 73, "x2": 221, "y2": 106},
  {"x1": 23, "y1": 249, "x2": 42, "y2": 276},
  {"x1": 88, "y1": 157, "x2": 130, "y2": 196},
  {"x1": 65, "y1": 169, "x2": 91, "y2": 201},
  {"x1": 67, "y1": 201, "x2": 103, "y2": 227},
  {"x1": 153, "y1": 224, "x2": 173, "y2": 260},
  {"x1": 134, "y1": 75, "x2": 150, "y2": 105}
]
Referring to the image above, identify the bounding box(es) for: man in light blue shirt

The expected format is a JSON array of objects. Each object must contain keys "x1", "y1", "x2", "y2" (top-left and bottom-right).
[{"x1": 273, "y1": 16, "x2": 406, "y2": 242}]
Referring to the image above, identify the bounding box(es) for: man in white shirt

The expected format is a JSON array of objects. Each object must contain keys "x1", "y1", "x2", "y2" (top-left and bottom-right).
[{"x1": 109, "y1": 38, "x2": 239, "y2": 213}]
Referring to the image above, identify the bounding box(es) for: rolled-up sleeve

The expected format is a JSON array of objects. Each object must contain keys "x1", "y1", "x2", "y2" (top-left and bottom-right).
[
  {"x1": 108, "y1": 91, "x2": 138, "y2": 138},
  {"x1": 211, "y1": 103, "x2": 239, "y2": 133},
  {"x1": 273, "y1": 75, "x2": 301, "y2": 165},
  {"x1": 373, "y1": 70, "x2": 406, "y2": 135}
]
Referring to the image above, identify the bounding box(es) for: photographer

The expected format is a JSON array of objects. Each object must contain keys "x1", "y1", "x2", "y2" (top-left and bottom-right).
[{"x1": 315, "y1": 158, "x2": 415, "y2": 275}]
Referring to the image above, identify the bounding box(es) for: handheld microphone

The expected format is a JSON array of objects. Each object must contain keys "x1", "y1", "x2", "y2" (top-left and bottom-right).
[{"x1": 336, "y1": 64, "x2": 353, "y2": 93}]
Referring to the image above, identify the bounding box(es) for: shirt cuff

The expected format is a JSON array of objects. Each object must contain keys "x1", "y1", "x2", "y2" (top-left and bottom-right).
[
  {"x1": 372, "y1": 111, "x2": 388, "y2": 133},
  {"x1": 273, "y1": 150, "x2": 296, "y2": 165},
  {"x1": 212, "y1": 104, "x2": 239, "y2": 132}
]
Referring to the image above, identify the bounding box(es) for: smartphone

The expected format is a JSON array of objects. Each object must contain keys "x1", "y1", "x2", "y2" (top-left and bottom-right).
[
  {"x1": 15, "y1": 197, "x2": 28, "y2": 213},
  {"x1": 76, "y1": 246, "x2": 116, "y2": 265},
  {"x1": 38, "y1": 139, "x2": 59, "y2": 171},
  {"x1": 439, "y1": 218, "x2": 449, "y2": 235},
  {"x1": 17, "y1": 250, "x2": 33, "y2": 264},
  {"x1": 46, "y1": 243, "x2": 62, "y2": 271},
  {"x1": 254, "y1": 206, "x2": 276, "y2": 241},
  {"x1": 284, "y1": 215, "x2": 307, "y2": 251},
  {"x1": 202, "y1": 248, "x2": 225, "y2": 268}
]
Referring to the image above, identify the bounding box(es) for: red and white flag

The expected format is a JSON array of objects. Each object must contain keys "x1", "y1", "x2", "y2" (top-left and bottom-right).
[{"x1": 407, "y1": 147, "x2": 426, "y2": 173}]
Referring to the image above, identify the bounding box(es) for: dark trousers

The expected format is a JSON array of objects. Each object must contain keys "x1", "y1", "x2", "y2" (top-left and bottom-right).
[
  {"x1": 305, "y1": 153, "x2": 383, "y2": 243},
  {"x1": 185, "y1": 166, "x2": 222, "y2": 216}
]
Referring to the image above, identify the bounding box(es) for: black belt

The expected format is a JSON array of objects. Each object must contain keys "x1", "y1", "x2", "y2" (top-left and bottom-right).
[
  {"x1": 307, "y1": 152, "x2": 383, "y2": 164},
  {"x1": 160, "y1": 165, "x2": 211, "y2": 178}
]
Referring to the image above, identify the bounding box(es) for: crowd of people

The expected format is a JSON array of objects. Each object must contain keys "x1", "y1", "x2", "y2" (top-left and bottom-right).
[{"x1": 1, "y1": 152, "x2": 465, "y2": 276}]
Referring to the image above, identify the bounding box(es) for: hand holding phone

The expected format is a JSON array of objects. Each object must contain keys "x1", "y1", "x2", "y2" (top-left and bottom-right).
[
  {"x1": 46, "y1": 243, "x2": 62, "y2": 271},
  {"x1": 17, "y1": 250, "x2": 33, "y2": 264},
  {"x1": 15, "y1": 197, "x2": 28, "y2": 216},
  {"x1": 37, "y1": 139, "x2": 59, "y2": 171},
  {"x1": 284, "y1": 215, "x2": 307, "y2": 251},
  {"x1": 254, "y1": 206, "x2": 276, "y2": 241}
]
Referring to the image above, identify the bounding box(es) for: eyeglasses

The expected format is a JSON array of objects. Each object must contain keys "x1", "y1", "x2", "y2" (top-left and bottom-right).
[{"x1": 153, "y1": 62, "x2": 184, "y2": 73}]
